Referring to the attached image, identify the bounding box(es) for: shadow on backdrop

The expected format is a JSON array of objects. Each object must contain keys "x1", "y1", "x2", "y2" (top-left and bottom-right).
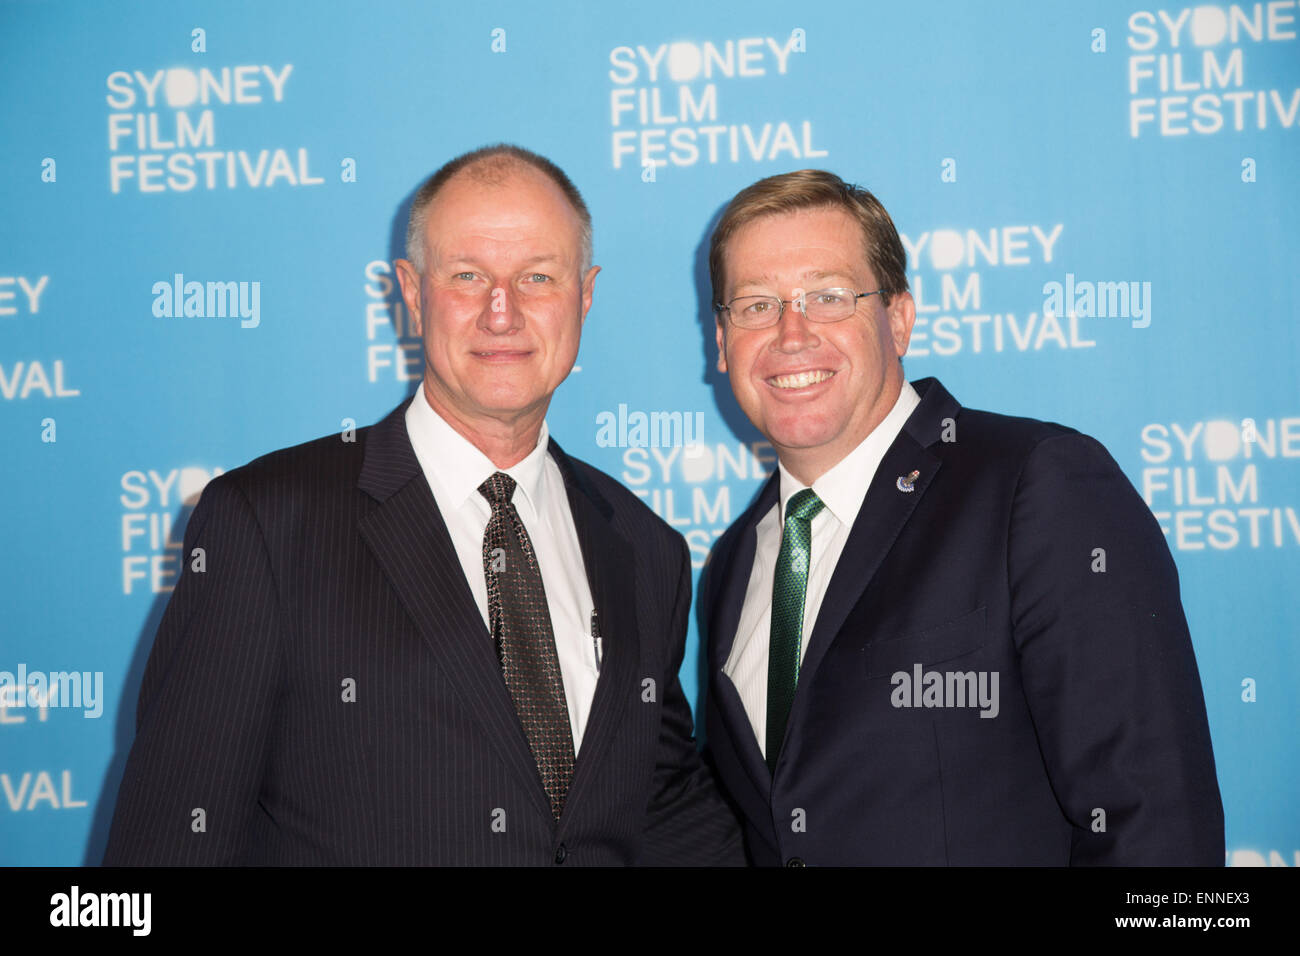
[{"x1": 690, "y1": 198, "x2": 770, "y2": 742}]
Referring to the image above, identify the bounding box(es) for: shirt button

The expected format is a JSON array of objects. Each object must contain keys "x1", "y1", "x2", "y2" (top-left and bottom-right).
[
  {"x1": 554, "y1": 843, "x2": 568, "y2": 864},
  {"x1": 785, "y1": 857, "x2": 805, "y2": 867}
]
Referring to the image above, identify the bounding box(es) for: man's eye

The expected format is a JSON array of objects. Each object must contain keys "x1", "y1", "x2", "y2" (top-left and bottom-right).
[
  {"x1": 744, "y1": 300, "x2": 771, "y2": 314},
  {"x1": 453, "y1": 272, "x2": 477, "y2": 281},
  {"x1": 526, "y1": 273, "x2": 551, "y2": 283},
  {"x1": 816, "y1": 293, "x2": 843, "y2": 305}
]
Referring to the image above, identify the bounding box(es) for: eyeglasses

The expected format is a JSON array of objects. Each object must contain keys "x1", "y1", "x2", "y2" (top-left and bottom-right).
[{"x1": 714, "y1": 288, "x2": 884, "y2": 329}]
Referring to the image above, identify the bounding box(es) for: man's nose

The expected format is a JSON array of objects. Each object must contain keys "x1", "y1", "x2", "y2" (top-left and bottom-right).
[
  {"x1": 772, "y1": 295, "x2": 818, "y2": 351},
  {"x1": 479, "y1": 285, "x2": 523, "y2": 333}
]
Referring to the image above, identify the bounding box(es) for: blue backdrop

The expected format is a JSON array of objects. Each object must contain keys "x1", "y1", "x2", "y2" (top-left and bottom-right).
[{"x1": 2, "y1": 0, "x2": 1296, "y2": 866}]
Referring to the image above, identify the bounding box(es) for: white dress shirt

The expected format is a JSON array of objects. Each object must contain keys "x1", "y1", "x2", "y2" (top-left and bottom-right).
[
  {"x1": 723, "y1": 380, "x2": 921, "y2": 756},
  {"x1": 405, "y1": 388, "x2": 598, "y2": 753}
]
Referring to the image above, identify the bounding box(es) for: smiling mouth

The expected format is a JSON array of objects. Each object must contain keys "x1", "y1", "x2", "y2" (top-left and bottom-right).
[
  {"x1": 767, "y1": 369, "x2": 835, "y2": 390},
  {"x1": 473, "y1": 349, "x2": 531, "y2": 359}
]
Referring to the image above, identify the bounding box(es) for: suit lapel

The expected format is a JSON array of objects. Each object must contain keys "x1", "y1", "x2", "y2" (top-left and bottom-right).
[
  {"x1": 546, "y1": 439, "x2": 639, "y2": 826},
  {"x1": 356, "y1": 400, "x2": 552, "y2": 820},
  {"x1": 707, "y1": 474, "x2": 779, "y2": 801},
  {"x1": 786, "y1": 377, "x2": 961, "y2": 733}
]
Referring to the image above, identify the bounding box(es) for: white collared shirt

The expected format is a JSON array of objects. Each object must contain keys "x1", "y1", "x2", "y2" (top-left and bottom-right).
[
  {"x1": 405, "y1": 388, "x2": 598, "y2": 753},
  {"x1": 723, "y1": 380, "x2": 921, "y2": 756}
]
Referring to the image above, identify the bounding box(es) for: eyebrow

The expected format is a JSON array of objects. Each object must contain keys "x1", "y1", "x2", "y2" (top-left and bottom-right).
[
  {"x1": 730, "y1": 269, "x2": 856, "y2": 292},
  {"x1": 438, "y1": 252, "x2": 568, "y2": 270},
  {"x1": 801, "y1": 269, "x2": 855, "y2": 284}
]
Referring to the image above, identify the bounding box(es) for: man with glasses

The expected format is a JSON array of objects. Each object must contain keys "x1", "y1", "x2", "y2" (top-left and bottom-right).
[{"x1": 699, "y1": 169, "x2": 1224, "y2": 865}]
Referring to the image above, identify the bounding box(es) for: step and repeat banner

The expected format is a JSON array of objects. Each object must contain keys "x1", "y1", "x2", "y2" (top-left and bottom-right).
[{"x1": 1, "y1": 0, "x2": 1296, "y2": 866}]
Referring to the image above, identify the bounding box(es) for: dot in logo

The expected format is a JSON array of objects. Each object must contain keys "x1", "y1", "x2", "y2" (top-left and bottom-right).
[
  {"x1": 164, "y1": 68, "x2": 199, "y2": 108},
  {"x1": 1203, "y1": 420, "x2": 1240, "y2": 461},
  {"x1": 929, "y1": 229, "x2": 965, "y2": 270},
  {"x1": 1191, "y1": 5, "x2": 1228, "y2": 46},
  {"x1": 179, "y1": 466, "x2": 215, "y2": 505},
  {"x1": 667, "y1": 41, "x2": 703, "y2": 82},
  {"x1": 681, "y1": 443, "x2": 713, "y2": 483}
]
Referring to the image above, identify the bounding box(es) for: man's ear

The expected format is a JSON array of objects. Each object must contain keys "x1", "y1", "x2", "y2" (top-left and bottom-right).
[
  {"x1": 887, "y1": 290, "x2": 917, "y2": 358},
  {"x1": 714, "y1": 318, "x2": 728, "y2": 374},
  {"x1": 579, "y1": 265, "x2": 600, "y2": 324},
  {"x1": 394, "y1": 258, "x2": 423, "y2": 336}
]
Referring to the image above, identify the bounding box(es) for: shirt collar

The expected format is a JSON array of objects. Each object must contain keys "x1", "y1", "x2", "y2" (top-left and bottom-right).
[
  {"x1": 777, "y1": 379, "x2": 921, "y2": 528},
  {"x1": 407, "y1": 386, "x2": 550, "y2": 514}
]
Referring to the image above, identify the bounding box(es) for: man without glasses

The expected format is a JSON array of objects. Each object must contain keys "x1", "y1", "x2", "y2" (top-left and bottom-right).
[{"x1": 104, "y1": 144, "x2": 742, "y2": 866}]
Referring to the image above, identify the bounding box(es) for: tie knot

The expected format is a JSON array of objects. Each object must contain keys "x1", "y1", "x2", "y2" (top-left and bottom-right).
[
  {"x1": 785, "y1": 488, "x2": 824, "y2": 523},
  {"x1": 478, "y1": 471, "x2": 517, "y2": 507}
]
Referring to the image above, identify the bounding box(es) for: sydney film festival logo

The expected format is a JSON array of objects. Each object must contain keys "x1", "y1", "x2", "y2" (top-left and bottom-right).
[
  {"x1": 1138, "y1": 414, "x2": 1300, "y2": 551},
  {"x1": 105, "y1": 62, "x2": 323, "y2": 193},
  {"x1": 899, "y1": 225, "x2": 1158, "y2": 359},
  {"x1": 1126, "y1": 3, "x2": 1300, "y2": 137},
  {"x1": 607, "y1": 31, "x2": 827, "y2": 173},
  {"x1": 120, "y1": 465, "x2": 224, "y2": 595}
]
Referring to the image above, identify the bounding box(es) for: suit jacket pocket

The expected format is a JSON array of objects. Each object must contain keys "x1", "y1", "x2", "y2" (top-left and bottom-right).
[{"x1": 865, "y1": 606, "x2": 987, "y2": 678}]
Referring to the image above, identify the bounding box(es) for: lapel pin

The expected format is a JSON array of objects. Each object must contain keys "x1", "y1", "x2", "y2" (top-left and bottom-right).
[{"x1": 896, "y1": 470, "x2": 921, "y2": 493}]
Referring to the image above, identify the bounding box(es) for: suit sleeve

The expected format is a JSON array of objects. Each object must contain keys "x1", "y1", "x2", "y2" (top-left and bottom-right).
[
  {"x1": 1007, "y1": 433, "x2": 1224, "y2": 865},
  {"x1": 639, "y1": 535, "x2": 746, "y2": 866},
  {"x1": 103, "y1": 475, "x2": 284, "y2": 865}
]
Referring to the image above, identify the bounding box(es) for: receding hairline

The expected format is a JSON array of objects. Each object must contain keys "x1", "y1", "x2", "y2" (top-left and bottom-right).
[
  {"x1": 446, "y1": 153, "x2": 550, "y2": 190},
  {"x1": 404, "y1": 145, "x2": 593, "y2": 271},
  {"x1": 418, "y1": 164, "x2": 589, "y2": 274},
  {"x1": 431, "y1": 158, "x2": 582, "y2": 219}
]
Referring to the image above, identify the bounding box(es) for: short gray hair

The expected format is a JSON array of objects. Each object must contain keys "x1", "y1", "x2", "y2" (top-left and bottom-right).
[{"x1": 404, "y1": 143, "x2": 593, "y2": 273}]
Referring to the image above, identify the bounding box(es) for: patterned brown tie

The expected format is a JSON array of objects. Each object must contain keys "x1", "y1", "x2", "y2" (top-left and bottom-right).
[{"x1": 479, "y1": 471, "x2": 574, "y2": 820}]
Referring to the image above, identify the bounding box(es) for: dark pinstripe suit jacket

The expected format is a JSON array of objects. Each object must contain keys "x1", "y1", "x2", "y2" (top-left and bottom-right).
[{"x1": 103, "y1": 399, "x2": 743, "y2": 865}]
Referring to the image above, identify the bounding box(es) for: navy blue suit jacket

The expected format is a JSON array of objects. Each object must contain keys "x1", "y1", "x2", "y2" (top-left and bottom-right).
[
  {"x1": 700, "y1": 377, "x2": 1224, "y2": 865},
  {"x1": 104, "y1": 399, "x2": 742, "y2": 865}
]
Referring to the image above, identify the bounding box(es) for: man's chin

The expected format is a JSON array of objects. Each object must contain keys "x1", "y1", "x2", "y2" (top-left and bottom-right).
[
  {"x1": 764, "y1": 424, "x2": 841, "y2": 457},
  {"x1": 476, "y1": 386, "x2": 554, "y2": 418},
  {"x1": 430, "y1": 382, "x2": 546, "y2": 425}
]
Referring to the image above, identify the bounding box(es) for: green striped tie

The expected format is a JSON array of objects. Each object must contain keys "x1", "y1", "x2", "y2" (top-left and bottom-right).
[{"x1": 766, "y1": 489, "x2": 825, "y2": 774}]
